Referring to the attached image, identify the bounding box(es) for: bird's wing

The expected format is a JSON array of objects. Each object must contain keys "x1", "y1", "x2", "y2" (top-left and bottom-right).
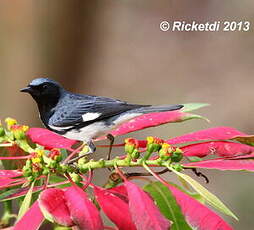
[{"x1": 48, "y1": 94, "x2": 143, "y2": 128}]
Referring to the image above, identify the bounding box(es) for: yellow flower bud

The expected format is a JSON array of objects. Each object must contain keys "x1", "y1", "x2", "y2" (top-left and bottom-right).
[
  {"x1": 22, "y1": 125, "x2": 29, "y2": 132},
  {"x1": 5, "y1": 117, "x2": 17, "y2": 130},
  {"x1": 31, "y1": 157, "x2": 41, "y2": 164},
  {"x1": 0, "y1": 121, "x2": 5, "y2": 137},
  {"x1": 36, "y1": 149, "x2": 45, "y2": 157},
  {"x1": 147, "y1": 136, "x2": 154, "y2": 144}
]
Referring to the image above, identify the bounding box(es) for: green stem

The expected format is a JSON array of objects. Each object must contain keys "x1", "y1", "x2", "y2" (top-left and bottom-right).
[
  {"x1": 3, "y1": 200, "x2": 12, "y2": 214},
  {"x1": 16, "y1": 140, "x2": 34, "y2": 153},
  {"x1": 0, "y1": 200, "x2": 17, "y2": 227},
  {"x1": 78, "y1": 157, "x2": 165, "y2": 172},
  {"x1": 142, "y1": 150, "x2": 153, "y2": 162}
]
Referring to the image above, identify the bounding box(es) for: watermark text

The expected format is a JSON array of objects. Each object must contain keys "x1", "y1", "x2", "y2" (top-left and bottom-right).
[{"x1": 160, "y1": 21, "x2": 250, "y2": 32}]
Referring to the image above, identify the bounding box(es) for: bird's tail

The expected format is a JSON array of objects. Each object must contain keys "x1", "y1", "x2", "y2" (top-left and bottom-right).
[
  {"x1": 110, "y1": 104, "x2": 183, "y2": 127},
  {"x1": 131, "y1": 104, "x2": 183, "y2": 114}
]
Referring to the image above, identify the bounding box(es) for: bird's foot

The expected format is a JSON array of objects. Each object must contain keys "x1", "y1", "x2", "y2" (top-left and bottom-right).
[{"x1": 67, "y1": 141, "x2": 96, "y2": 165}]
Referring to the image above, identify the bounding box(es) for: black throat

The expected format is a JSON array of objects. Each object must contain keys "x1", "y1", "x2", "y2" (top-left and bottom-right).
[{"x1": 34, "y1": 93, "x2": 61, "y2": 127}]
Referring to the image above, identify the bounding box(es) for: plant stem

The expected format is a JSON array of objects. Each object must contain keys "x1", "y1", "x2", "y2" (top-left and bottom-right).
[{"x1": 78, "y1": 157, "x2": 165, "y2": 172}]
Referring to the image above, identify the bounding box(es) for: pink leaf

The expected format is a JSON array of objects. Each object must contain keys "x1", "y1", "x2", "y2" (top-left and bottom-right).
[
  {"x1": 184, "y1": 155, "x2": 254, "y2": 171},
  {"x1": 0, "y1": 156, "x2": 30, "y2": 160},
  {"x1": 108, "y1": 185, "x2": 128, "y2": 197},
  {"x1": 38, "y1": 188, "x2": 74, "y2": 227},
  {"x1": 166, "y1": 184, "x2": 233, "y2": 230},
  {"x1": 0, "y1": 181, "x2": 26, "y2": 190},
  {"x1": 64, "y1": 186, "x2": 103, "y2": 230},
  {"x1": 167, "y1": 126, "x2": 246, "y2": 145},
  {"x1": 96, "y1": 111, "x2": 196, "y2": 140},
  {"x1": 125, "y1": 181, "x2": 171, "y2": 230},
  {"x1": 229, "y1": 152, "x2": 254, "y2": 159},
  {"x1": 14, "y1": 201, "x2": 44, "y2": 230},
  {"x1": 0, "y1": 170, "x2": 22, "y2": 178},
  {"x1": 0, "y1": 178, "x2": 25, "y2": 189},
  {"x1": 94, "y1": 186, "x2": 136, "y2": 230},
  {"x1": 182, "y1": 141, "x2": 254, "y2": 158},
  {"x1": 0, "y1": 178, "x2": 19, "y2": 187},
  {"x1": 27, "y1": 128, "x2": 77, "y2": 150}
]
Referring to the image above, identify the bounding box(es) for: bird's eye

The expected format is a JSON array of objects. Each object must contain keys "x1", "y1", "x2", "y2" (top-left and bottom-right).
[{"x1": 42, "y1": 84, "x2": 48, "y2": 90}]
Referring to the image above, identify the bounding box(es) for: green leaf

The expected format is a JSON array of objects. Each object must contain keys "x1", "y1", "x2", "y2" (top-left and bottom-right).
[
  {"x1": 182, "y1": 114, "x2": 210, "y2": 123},
  {"x1": 177, "y1": 175, "x2": 191, "y2": 191},
  {"x1": 17, "y1": 181, "x2": 35, "y2": 220},
  {"x1": 232, "y1": 135, "x2": 254, "y2": 146},
  {"x1": 144, "y1": 182, "x2": 192, "y2": 230},
  {"x1": 169, "y1": 167, "x2": 238, "y2": 220},
  {"x1": 49, "y1": 175, "x2": 70, "y2": 188},
  {"x1": 167, "y1": 182, "x2": 206, "y2": 204},
  {"x1": 182, "y1": 103, "x2": 210, "y2": 112}
]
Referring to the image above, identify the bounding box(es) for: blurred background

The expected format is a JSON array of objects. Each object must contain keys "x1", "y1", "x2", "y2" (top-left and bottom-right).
[{"x1": 0, "y1": 0, "x2": 254, "y2": 229}]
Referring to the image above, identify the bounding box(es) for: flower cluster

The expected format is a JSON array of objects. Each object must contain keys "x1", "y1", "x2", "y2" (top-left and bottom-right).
[{"x1": 22, "y1": 148, "x2": 63, "y2": 181}]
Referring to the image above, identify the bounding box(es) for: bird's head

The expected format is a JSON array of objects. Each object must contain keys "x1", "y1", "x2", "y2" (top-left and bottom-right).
[{"x1": 20, "y1": 78, "x2": 63, "y2": 105}]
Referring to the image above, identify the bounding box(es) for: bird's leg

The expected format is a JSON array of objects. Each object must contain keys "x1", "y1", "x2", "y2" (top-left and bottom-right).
[
  {"x1": 67, "y1": 141, "x2": 96, "y2": 164},
  {"x1": 106, "y1": 133, "x2": 115, "y2": 160},
  {"x1": 105, "y1": 134, "x2": 115, "y2": 172}
]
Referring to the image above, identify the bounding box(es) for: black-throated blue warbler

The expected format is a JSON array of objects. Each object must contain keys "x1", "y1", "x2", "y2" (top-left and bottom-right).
[{"x1": 20, "y1": 78, "x2": 183, "y2": 161}]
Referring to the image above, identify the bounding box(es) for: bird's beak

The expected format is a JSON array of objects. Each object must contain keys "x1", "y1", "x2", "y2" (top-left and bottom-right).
[{"x1": 20, "y1": 86, "x2": 32, "y2": 93}]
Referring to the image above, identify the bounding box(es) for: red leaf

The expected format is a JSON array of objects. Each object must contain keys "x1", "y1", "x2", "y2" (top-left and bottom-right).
[
  {"x1": 96, "y1": 111, "x2": 194, "y2": 140},
  {"x1": 0, "y1": 178, "x2": 25, "y2": 190},
  {"x1": 0, "y1": 156, "x2": 29, "y2": 160},
  {"x1": 38, "y1": 188, "x2": 74, "y2": 227},
  {"x1": 167, "y1": 126, "x2": 246, "y2": 145},
  {"x1": 182, "y1": 141, "x2": 254, "y2": 158},
  {"x1": 108, "y1": 185, "x2": 128, "y2": 197},
  {"x1": 107, "y1": 185, "x2": 130, "y2": 203},
  {"x1": 166, "y1": 184, "x2": 233, "y2": 230},
  {"x1": 125, "y1": 181, "x2": 171, "y2": 230},
  {"x1": 64, "y1": 186, "x2": 103, "y2": 230},
  {"x1": 27, "y1": 128, "x2": 77, "y2": 150},
  {"x1": 184, "y1": 155, "x2": 254, "y2": 171},
  {"x1": 94, "y1": 186, "x2": 136, "y2": 230},
  {"x1": 14, "y1": 201, "x2": 44, "y2": 230},
  {"x1": 0, "y1": 181, "x2": 26, "y2": 190},
  {"x1": 0, "y1": 178, "x2": 18, "y2": 187},
  {"x1": 229, "y1": 152, "x2": 254, "y2": 159},
  {"x1": 0, "y1": 170, "x2": 22, "y2": 178}
]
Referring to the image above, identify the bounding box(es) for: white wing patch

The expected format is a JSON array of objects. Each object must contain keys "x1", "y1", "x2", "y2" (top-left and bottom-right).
[
  {"x1": 82, "y1": 112, "x2": 101, "y2": 122},
  {"x1": 48, "y1": 124, "x2": 73, "y2": 131}
]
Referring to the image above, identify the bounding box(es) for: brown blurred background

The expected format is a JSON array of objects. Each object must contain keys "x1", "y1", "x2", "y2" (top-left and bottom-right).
[{"x1": 0, "y1": 0, "x2": 254, "y2": 229}]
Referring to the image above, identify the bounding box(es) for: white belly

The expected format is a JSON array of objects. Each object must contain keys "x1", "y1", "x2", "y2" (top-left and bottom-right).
[{"x1": 63, "y1": 122, "x2": 112, "y2": 142}]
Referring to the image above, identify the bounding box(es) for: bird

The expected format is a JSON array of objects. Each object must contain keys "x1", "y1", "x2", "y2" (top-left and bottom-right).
[{"x1": 20, "y1": 78, "x2": 183, "y2": 162}]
